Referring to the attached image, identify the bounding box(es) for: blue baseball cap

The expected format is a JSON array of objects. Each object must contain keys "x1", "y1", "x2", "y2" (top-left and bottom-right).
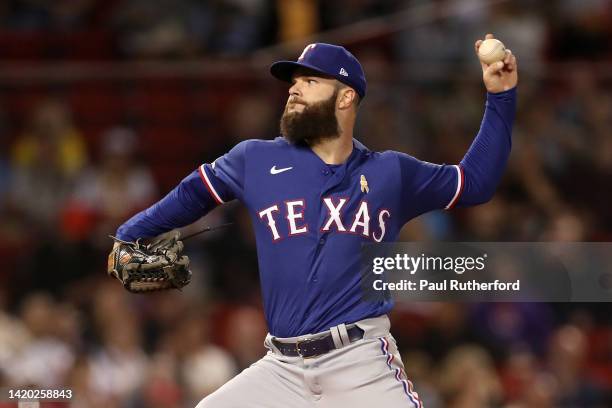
[{"x1": 270, "y1": 43, "x2": 366, "y2": 99}]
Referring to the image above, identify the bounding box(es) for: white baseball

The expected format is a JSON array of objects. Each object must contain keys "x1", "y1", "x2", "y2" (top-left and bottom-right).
[{"x1": 478, "y1": 39, "x2": 506, "y2": 65}]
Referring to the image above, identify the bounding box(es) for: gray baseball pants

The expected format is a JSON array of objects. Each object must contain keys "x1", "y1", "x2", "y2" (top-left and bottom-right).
[{"x1": 195, "y1": 315, "x2": 423, "y2": 408}]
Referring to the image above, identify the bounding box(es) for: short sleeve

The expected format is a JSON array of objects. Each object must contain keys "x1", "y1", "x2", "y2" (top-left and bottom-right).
[
  {"x1": 396, "y1": 152, "x2": 463, "y2": 222},
  {"x1": 198, "y1": 140, "x2": 249, "y2": 203}
]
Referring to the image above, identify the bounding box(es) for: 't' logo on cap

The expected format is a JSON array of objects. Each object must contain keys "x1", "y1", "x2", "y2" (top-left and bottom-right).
[{"x1": 298, "y1": 44, "x2": 317, "y2": 61}]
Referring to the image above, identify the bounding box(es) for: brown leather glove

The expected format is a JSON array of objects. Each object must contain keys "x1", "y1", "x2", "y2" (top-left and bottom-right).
[{"x1": 107, "y1": 230, "x2": 191, "y2": 293}]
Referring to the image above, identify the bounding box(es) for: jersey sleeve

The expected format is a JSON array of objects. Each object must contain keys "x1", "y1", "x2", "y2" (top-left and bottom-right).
[
  {"x1": 456, "y1": 88, "x2": 515, "y2": 207},
  {"x1": 198, "y1": 140, "x2": 249, "y2": 203},
  {"x1": 396, "y1": 152, "x2": 463, "y2": 223}
]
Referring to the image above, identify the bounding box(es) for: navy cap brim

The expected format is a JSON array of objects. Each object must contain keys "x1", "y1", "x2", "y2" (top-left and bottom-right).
[
  {"x1": 270, "y1": 60, "x2": 365, "y2": 98},
  {"x1": 270, "y1": 60, "x2": 331, "y2": 83}
]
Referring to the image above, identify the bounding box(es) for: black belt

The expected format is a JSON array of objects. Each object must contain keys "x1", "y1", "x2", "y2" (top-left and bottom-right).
[{"x1": 272, "y1": 326, "x2": 365, "y2": 358}]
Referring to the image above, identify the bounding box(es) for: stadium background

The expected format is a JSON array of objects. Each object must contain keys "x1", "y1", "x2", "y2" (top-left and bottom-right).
[{"x1": 0, "y1": 0, "x2": 610, "y2": 407}]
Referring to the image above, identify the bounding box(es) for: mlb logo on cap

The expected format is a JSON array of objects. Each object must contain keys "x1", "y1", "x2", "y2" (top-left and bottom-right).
[{"x1": 270, "y1": 43, "x2": 367, "y2": 99}]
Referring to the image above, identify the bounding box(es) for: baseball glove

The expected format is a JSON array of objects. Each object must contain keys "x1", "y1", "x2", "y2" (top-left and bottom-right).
[{"x1": 107, "y1": 230, "x2": 191, "y2": 293}]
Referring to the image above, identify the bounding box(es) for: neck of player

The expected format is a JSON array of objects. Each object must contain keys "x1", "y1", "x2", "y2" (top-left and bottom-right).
[{"x1": 310, "y1": 118, "x2": 354, "y2": 165}]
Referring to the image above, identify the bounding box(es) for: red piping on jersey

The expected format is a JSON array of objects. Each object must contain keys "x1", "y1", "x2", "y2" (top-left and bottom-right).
[
  {"x1": 446, "y1": 165, "x2": 465, "y2": 210},
  {"x1": 199, "y1": 164, "x2": 224, "y2": 205}
]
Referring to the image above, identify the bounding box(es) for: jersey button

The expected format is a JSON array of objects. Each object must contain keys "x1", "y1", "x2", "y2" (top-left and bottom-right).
[
  {"x1": 319, "y1": 238, "x2": 325, "y2": 245},
  {"x1": 322, "y1": 169, "x2": 330, "y2": 175}
]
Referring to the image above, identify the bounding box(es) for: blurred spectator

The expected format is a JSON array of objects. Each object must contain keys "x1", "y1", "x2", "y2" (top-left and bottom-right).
[
  {"x1": 540, "y1": 209, "x2": 590, "y2": 241},
  {"x1": 91, "y1": 280, "x2": 133, "y2": 335},
  {"x1": 88, "y1": 282, "x2": 147, "y2": 400},
  {"x1": 438, "y1": 345, "x2": 503, "y2": 407},
  {"x1": 520, "y1": 373, "x2": 559, "y2": 408},
  {"x1": 402, "y1": 350, "x2": 444, "y2": 408},
  {"x1": 11, "y1": 98, "x2": 86, "y2": 174},
  {"x1": 547, "y1": 325, "x2": 607, "y2": 406},
  {"x1": 0, "y1": 289, "x2": 31, "y2": 381},
  {"x1": 169, "y1": 311, "x2": 237, "y2": 405},
  {"x1": 88, "y1": 314, "x2": 148, "y2": 400},
  {"x1": 10, "y1": 98, "x2": 88, "y2": 230},
  {"x1": 67, "y1": 126, "x2": 157, "y2": 243},
  {"x1": 224, "y1": 306, "x2": 267, "y2": 370},
  {"x1": 65, "y1": 355, "x2": 122, "y2": 408},
  {"x1": 2, "y1": 293, "x2": 75, "y2": 387},
  {"x1": 140, "y1": 353, "x2": 183, "y2": 408},
  {"x1": 501, "y1": 350, "x2": 559, "y2": 408}
]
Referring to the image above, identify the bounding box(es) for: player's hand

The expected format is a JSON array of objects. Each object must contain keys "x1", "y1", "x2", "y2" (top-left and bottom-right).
[{"x1": 475, "y1": 33, "x2": 518, "y2": 93}]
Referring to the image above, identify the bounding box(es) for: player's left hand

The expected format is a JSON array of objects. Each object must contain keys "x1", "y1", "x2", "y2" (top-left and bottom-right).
[
  {"x1": 107, "y1": 231, "x2": 191, "y2": 293},
  {"x1": 476, "y1": 33, "x2": 518, "y2": 93}
]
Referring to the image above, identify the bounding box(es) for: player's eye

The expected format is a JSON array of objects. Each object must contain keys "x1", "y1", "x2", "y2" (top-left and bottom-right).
[{"x1": 307, "y1": 79, "x2": 318, "y2": 85}]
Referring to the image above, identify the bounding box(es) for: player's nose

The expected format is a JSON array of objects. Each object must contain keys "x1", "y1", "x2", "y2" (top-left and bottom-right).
[{"x1": 288, "y1": 81, "x2": 301, "y2": 97}]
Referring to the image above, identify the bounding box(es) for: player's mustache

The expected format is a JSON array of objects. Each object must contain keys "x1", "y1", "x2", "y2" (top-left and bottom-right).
[{"x1": 287, "y1": 98, "x2": 308, "y2": 106}]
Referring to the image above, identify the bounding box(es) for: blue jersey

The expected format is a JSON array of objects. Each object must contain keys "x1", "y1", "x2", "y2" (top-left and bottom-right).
[{"x1": 117, "y1": 88, "x2": 517, "y2": 337}]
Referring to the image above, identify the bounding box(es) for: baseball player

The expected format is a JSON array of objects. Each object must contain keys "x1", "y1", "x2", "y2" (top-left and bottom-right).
[{"x1": 112, "y1": 34, "x2": 517, "y2": 407}]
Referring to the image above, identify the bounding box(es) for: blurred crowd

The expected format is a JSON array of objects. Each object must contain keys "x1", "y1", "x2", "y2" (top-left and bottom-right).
[
  {"x1": 0, "y1": 0, "x2": 611, "y2": 407},
  {"x1": 0, "y1": 1, "x2": 609, "y2": 60},
  {"x1": 0, "y1": 285, "x2": 267, "y2": 408}
]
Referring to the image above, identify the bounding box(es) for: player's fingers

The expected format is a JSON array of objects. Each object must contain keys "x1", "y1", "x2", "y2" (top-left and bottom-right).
[
  {"x1": 504, "y1": 49, "x2": 512, "y2": 65},
  {"x1": 508, "y1": 55, "x2": 517, "y2": 72},
  {"x1": 485, "y1": 60, "x2": 504, "y2": 76},
  {"x1": 502, "y1": 52, "x2": 516, "y2": 72},
  {"x1": 485, "y1": 33, "x2": 494, "y2": 40},
  {"x1": 475, "y1": 39, "x2": 487, "y2": 70},
  {"x1": 502, "y1": 50, "x2": 514, "y2": 72},
  {"x1": 475, "y1": 40, "x2": 488, "y2": 71}
]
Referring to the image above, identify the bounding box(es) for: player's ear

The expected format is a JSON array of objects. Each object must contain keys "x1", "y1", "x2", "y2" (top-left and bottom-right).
[{"x1": 337, "y1": 87, "x2": 357, "y2": 110}]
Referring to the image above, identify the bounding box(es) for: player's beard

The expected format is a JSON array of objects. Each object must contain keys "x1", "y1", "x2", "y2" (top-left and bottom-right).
[{"x1": 280, "y1": 89, "x2": 340, "y2": 146}]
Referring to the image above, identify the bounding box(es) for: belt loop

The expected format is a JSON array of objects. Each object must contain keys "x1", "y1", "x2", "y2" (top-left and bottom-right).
[
  {"x1": 330, "y1": 326, "x2": 343, "y2": 349},
  {"x1": 337, "y1": 324, "x2": 350, "y2": 346},
  {"x1": 265, "y1": 334, "x2": 282, "y2": 355}
]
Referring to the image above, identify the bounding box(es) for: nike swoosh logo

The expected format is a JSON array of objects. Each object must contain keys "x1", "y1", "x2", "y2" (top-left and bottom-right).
[{"x1": 270, "y1": 165, "x2": 293, "y2": 175}]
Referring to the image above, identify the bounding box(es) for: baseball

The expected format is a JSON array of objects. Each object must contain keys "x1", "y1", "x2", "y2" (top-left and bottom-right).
[{"x1": 478, "y1": 38, "x2": 506, "y2": 65}]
